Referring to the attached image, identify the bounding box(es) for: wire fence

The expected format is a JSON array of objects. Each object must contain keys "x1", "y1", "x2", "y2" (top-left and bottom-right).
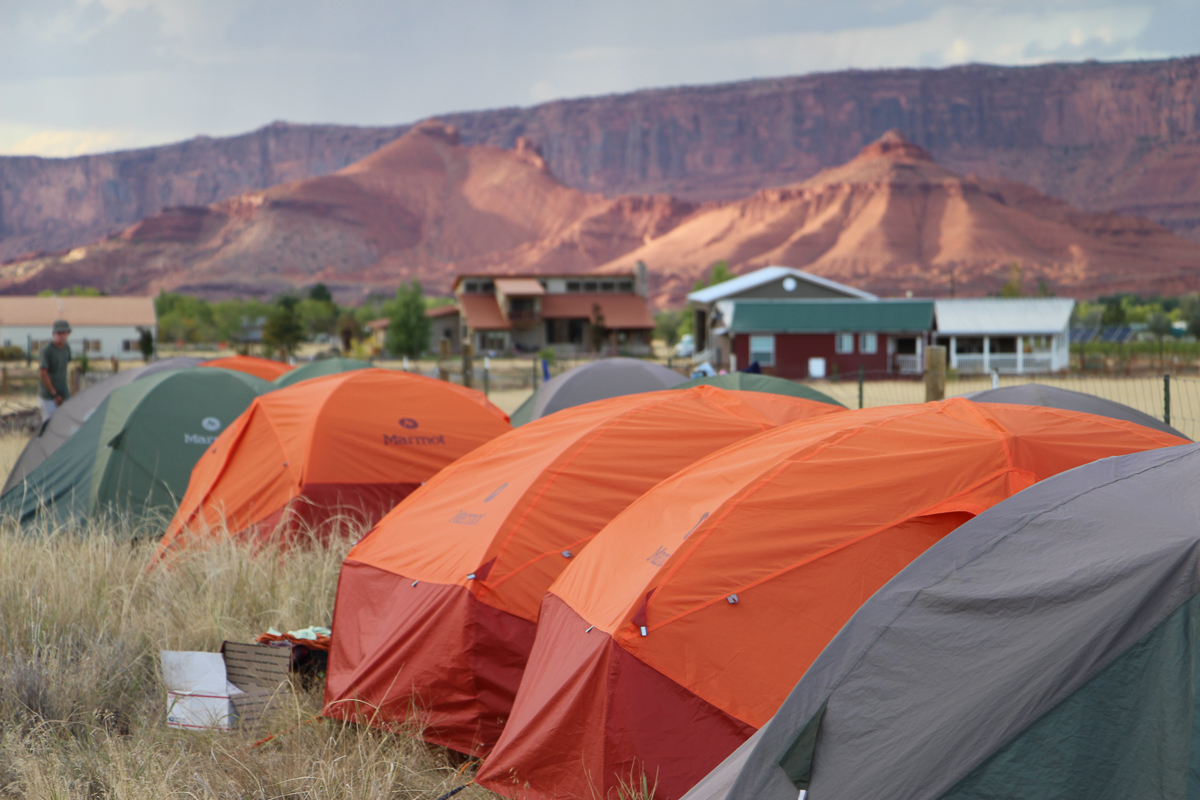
[{"x1": 805, "y1": 372, "x2": 1200, "y2": 441}]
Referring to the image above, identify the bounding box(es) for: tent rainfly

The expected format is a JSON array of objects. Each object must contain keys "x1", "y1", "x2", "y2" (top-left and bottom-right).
[
  {"x1": 201, "y1": 355, "x2": 293, "y2": 381},
  {"x1": 323, "y1": 386, "x2": 844, "y2": 754},
  {"x1": 2, "y1": 357, "x2": 203, "y2": 494},
  {"x1": 0, "y1": 369, "x2": 272, "y2": 526},
  {"x1": 155, "y1": 369, "x2": 510, "y2": 559},
  {"x1": 674, "y1": 373, "x2": 844, "y2": 407},
  {"x1": 476, "y1": 399, "x2": 1187, "y2": 800},
  {"x1": 965, "y1": 382, "x2": 1188, "y2": 439},
  {"x1": 273, "y1": 357, "x2": 372, "y2": 388},
  {"x1": 509, "y1": 357, "x2": 686, "y2": 426},
  {"x1": 683, "y1": 442, "x2": 1200, "y2": 800}
]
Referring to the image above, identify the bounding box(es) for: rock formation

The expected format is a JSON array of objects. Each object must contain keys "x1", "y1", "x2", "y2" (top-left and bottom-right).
[
  {"x1": 2, "y1": 126, "x2": 1197, "y2": 306},
  {"x1": 3, "y1": 56, "x2": 1200, "y2": 266}
]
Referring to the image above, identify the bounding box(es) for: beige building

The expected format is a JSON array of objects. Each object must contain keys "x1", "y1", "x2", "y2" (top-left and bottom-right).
[{"x1": 0, "y1": 296, "x2": 156, "y2": 360}]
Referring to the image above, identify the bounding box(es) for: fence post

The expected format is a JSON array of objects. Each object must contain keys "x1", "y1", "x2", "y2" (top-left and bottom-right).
[
  {"x1": 991, "y1": 369, "x2": 999, "y2": 390},
  {"x1": 462, "y1": 343, "x2": 474, "y2": 389},
  {"x1": 483, "y1": 357, "x2": 490, "y2": 397},
  {"x1": 857, "y1": 365, "x2": 864, "y2": 409},
  {"x1": 532, "y1": 356, "x2": 539, "y2": 390},
  {"x1": 438, "y1": 339, "x2": 450, "y2": 382},
  {"x1": 925, "y1": 345, "x2": 946, "y2": 402},
  {"x1": 2, "y1": 366, "x2": 7, "y2": 396},
  {"x1": 1164, "y1": 373, "x2": 1171, "y2": 427}
]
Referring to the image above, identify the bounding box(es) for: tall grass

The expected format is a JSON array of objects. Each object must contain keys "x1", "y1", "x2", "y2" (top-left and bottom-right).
[{"x1": 0, "y1": 433, "x2": 495, "y2": 799}]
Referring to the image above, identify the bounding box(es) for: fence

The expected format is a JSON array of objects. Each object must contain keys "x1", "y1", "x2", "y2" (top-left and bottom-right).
[{"x1": 803, "y1": 371, "x2": 1200, "y2": 441}]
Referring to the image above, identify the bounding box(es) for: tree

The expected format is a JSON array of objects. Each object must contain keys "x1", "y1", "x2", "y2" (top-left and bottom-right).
[
  {"x1": 384, "y1": 281, "x2": 431, "y2": 358},
  {"x1": 336, "y1": 311, "x2": 361, "y2": 353},
  {"x1": 136, "y1": 326, "x2": 155, "y2": 361},
  {"x1": 999, "y1": 264, "x2": 1024, "y2": 298},
  {"x1": 1100, "y1": 298, "x2": 1127, "y2": 328},
  {"x1": 297, "y1": 298, "x2": 338, "y2": 338},
  {"x1": 655, "y1": 310, "x2": 685, "y2": 348},
  {"x1": 692, "y1": 260, "x2": 735, "y2": 292},
  {"x1": 308, "y1": 283, "x2": 333, "y2": 302},
  {"x1": 589, "y1": 303, "x2": 608, "y2": 352},
  {"x1": 262, "y1": 296, "x2": 305, "y2": 359},
  {"x1": 1148, "y1": 311, "x2": 1172, "y2": 365}
]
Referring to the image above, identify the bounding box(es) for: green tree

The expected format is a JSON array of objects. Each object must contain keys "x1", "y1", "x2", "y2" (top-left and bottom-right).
[
  {"x1": 999, "y1": 264, "x2": 1024, "y2": 298},
  {"x1": 1149, "y1": 311, "x2": 1172, "y2": 365},
  {"x1": 262, "y1": 297, "x2": 305, "y2": 359},
  {"x1": 336, "y1": 311, "x2": 362, "y2": 353},
  {"x1": 308, "y1": 283, "x2": 333, "y2": 302},
  {"x1": 692, "y1": 260, "x2": 735, "y2": 292},
  {"x1": 655, "y1": 310, "x2": 685, "y2": 348},
  {"x1": 155, "y1": 291, "x2": 216, "y2": 343},
  {"x1": 297, "y1": 298, "x2": 338, "y2": 338},
  {"x1": 1100, "y1": 298, "x2": 1127, "y2": 328},
  {"x1": 384, "y1": 281, "x2": 431, "y2": 358},
  {"x1": 37, "y1": 285, "x2": 104, "y2": 297},
  {"x1": 136, "y1": 326, "x2": 155, "y2": 360}
]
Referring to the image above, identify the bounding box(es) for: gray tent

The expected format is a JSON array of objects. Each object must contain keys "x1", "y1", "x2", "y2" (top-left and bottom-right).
[
  {"x1": 965, "y1": 382, "x2": 1186, "y2": 439},
  {"x1": 2, "y1": 357, "x2": 203, "y2": 494},
  {"x1": 509, "y1": 358, "x2": 686, "y2": 426},
  {"x1": 675, "y1": 373, "x2": 844, "y2": 407},
  {"x1": 684, "y1": 442, "x2": 1200, "y2": 800}
]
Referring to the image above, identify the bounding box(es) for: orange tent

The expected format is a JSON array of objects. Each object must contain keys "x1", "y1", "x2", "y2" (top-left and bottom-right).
[
  {"x1": 201, "y1": 355, "x2": 292, "y2": 381},
  {"x1": 155, "y1": 369, "x2": 510, "y2": 560},
  {"x1": 322, "y1": 386, "x2": 844, "y2": 754},
  {"x1": 476, "y1": 399, "x2": 1188, "y2": 800}
]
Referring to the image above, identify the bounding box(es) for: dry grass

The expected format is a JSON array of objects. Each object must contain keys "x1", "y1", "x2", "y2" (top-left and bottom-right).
[{"x1": 0, "y1": 433, "x2": 497, "y2": 800}]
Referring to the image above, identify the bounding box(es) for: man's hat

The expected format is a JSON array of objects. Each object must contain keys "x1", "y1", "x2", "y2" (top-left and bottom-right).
[{"x1": 52, "y1": 319, "x2": 71, "y2": 333}]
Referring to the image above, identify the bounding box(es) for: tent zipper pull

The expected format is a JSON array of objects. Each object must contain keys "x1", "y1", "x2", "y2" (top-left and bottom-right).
[
  {"x1": 639, "y1": 626, "x2": 648, "y2": 637},
  {"x1": 411, "y1": 581, "x2": 419, "y2": 587},
  {"x1": 727, "y1": 594, "x2": 739, "y2": 604},
  {"x1": 561, "y1": 550, "x2": 572, "y2": 558},
  {"x1": 585, "y1": 626, "x2": 593, "y2": 633}
]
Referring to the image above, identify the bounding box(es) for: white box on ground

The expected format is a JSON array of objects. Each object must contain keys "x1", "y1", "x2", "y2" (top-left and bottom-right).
[{"x1": 162, "y1": 650, "x2": 245, "y2": 730}]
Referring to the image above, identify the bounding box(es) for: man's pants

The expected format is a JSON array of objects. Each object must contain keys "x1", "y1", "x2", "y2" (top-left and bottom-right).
[{"x1": 40, "y1": 398, "x2": 58, "y2": 422}]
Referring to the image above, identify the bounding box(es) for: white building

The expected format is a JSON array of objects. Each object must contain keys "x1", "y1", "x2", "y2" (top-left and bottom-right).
[
  {"x1": 934, "y1": 298, "x2": 1075, "y2": 374},
  {"x1": 0, "y1": 296, "x2": 157, "y2": 361}
]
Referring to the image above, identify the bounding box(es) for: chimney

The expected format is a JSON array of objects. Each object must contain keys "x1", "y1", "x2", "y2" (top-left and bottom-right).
[{"x1": 634, "y1": 261, "x2": 648, "y2": 298}]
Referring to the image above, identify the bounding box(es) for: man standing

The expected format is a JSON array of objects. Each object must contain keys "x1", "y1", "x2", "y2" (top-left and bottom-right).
[{"x1": 38, "y1": 319, "x2": 71, "y2": 421}]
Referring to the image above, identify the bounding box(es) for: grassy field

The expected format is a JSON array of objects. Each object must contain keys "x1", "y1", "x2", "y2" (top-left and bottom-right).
[{"x1": 0, "y1": 433, "x2": 497, "y2": 800}]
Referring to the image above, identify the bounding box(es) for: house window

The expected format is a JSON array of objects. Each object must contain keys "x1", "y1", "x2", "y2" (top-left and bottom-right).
[
  {"x1": 583, "y1": 281, "x2": 598, "y2": 292},
  {"x1": 617, "y1": 281, "x2": 634, "y2": 292},
  {"x1": 835, "y1": 333, "x2": 854, "y2": 354},
  {"x1": 566, "y1": 281, "x2": 581, "y2": 291},
  {"x1": 600, "y1": 281, "x2": 615, "y2": 292},
  {"x1": 749, "y1": 335, "x2": 775, "y2": 366},
  {"x1": 859, "y1": 333, "x2": 878, "y2": 354}
]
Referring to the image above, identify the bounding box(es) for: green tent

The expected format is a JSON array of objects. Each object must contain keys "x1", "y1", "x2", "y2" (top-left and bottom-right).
[
  {"x1": 0, "y1": 368, "x2": 272, "y2": 527},
  {"x1": 273, "y1": 357, "x2": 372, "y2": 388},
  {"x1": 674, "y1": 373, "x2": 845, "y2": 407}
]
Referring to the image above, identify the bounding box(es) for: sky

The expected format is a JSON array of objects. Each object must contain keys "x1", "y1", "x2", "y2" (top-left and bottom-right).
[{"x1": 1, "y1": 0, "x2": 1197, "y2": 157}]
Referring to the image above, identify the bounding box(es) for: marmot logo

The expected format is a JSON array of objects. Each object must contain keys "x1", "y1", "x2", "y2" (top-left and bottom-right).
[
  {"x1": 201, "y1": 417, "x2": 221, "y2": 432},
  {"x1": 399, "y1": 418, "x2": 418, "y2": 429}
]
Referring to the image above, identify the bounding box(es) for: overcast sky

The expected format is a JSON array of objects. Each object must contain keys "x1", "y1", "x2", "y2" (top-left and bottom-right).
[{"x1": 1, "y1": 0, "x2": 1197, "y2": 157}]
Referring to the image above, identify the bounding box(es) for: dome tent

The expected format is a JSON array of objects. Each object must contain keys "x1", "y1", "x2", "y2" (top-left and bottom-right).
[
  {"x1": 2, "y1": 356, "x2": 203, "y2": 494},
  {"x1": 684, "y1": 443, "x2": 1200, "y2": 800},
  {"x1": 155, "y1": 369, "x2": 510, "y2": 559},
  {"x1": 323, "y1": 386, "x2": 843, "y2": 755},
  {"x1": 201, "y1": 355, "x2": 292, "y2": 381},
  {"x1": 509, "y1": 357, "x2": 686, "y2": 426},
  {"x1": 476, "y1": 399, "x2": 1187, "y2": 800},
  {"x1": 0, "y1": 369, "x2": 271, "y2": 527},
  {"x1": 273, "y1": 357, "x2": 372, "y2": 389},
  {"x1": 965, "y1": 382, "x2": 1188, "y2": 438},
  {"x1": 674, "y1": 373, "x2": 844, "y2": 407}
]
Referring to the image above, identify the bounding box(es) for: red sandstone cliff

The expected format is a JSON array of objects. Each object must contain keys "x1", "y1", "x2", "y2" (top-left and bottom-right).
[
  {"x1": 2, "y1": 127, "x2": 1196, "y2": 305},
  {"x1": 3, "y1": 56, "x2": 1200, "y2": 268}
]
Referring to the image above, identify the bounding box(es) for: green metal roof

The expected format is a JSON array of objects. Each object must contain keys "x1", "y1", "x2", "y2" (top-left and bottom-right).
[{"x1": 728, "y1": 300, "x2": 934, "y2": 334}]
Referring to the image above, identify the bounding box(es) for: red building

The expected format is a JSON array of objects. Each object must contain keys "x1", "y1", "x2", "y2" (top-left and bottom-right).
[{"x1": 727, "y1": 299, "x2": 935, "y2": 379}]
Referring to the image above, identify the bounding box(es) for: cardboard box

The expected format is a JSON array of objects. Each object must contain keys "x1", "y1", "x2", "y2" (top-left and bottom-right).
[{"x1": 161, "y1": 644, "x2": 290, "y2": 731}]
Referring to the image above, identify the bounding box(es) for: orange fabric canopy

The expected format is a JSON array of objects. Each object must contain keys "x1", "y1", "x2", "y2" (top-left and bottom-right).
[
  {"x1": 155, "y1": 369, "x2": 510, "y2": 560},
  {"x1": 322, "y1": 385, "x2": 844, "y2": 754},
  {"x1": 202, "y1": 355, "x2": 292, "y2": 381},
  {"x1": 477, "y1": 399, "x2": 1188, "y2": 800}
]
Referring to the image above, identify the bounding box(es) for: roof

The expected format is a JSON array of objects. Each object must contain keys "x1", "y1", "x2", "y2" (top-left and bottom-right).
[
  {"x1": 934, "y1": 298, "x2": 1075, "y2": 336},
  {"x1": 426, "y1": 305, "x2": 460, "y2": 318},
  {"x1": 687, "y1": 266, "x2": 877, "y2": 305},
  {"x1": 0, "y1": 296, "x2": 156, "y2": 327},
  {"x1": 494, "y1": 278, "x2": 545, "y2": 296},
  {"x1": 541, "y1": 294, "x2": 654, "y2": 329},
  {"x1": 459, "y1": 294, "x2": 510, "y2": 330},
  {"x1": 727, "y1": 299, "x2": 934, "y2": 334},
  {"x1": 366, "y1": 318, "x2": 389, "y2": 330}
]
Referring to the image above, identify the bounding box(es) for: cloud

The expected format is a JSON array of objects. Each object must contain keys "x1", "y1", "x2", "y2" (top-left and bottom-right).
[{"x1": 0, "y1": 122, "x2": 181, "y2": 156}]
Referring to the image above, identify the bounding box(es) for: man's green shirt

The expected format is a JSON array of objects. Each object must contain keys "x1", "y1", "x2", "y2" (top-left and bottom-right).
[{"x1": 38, "y1": 343, "x2": 71, "y2": 400}]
